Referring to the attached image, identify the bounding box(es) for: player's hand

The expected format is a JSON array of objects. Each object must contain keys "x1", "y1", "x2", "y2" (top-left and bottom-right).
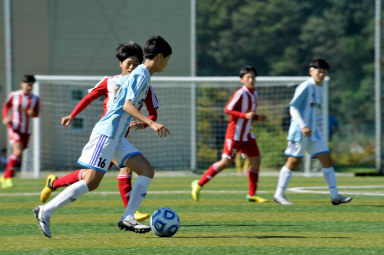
[
  {"x1": 150, "y1": 122, "x2": 170, "y2": 138},
  {"x1": 302, "y1": 126, "x2": 312, "y2": 137},
  {"x1": 26, "y1": 109, "x2": 34, "y2": 116},
  {"x1": 129, "y1": 120, "x2": 145, "y2": 130},
  {"x1": 61, "y1": 115, "x2": 74, "y2": 127},
  {"x1": 2, "y1": 118, "x2": 9, "y2": 125},
  {"x1": 245, "y1": 112, "x2": 255, "y2": 120}
]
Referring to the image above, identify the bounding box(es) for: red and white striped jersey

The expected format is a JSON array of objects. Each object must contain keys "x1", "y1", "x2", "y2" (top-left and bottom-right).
[
  {"x1": 2, "y1": 90, "x2": 39, "y2": 134},
  {"x1": 70, "y1": 75, "x2": 159, "y2": 119},
  {"x1": 224, "y1": 86, "x2": 258, "y2": 141}
]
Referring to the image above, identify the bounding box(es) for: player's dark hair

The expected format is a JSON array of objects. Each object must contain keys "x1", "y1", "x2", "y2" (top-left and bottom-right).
[
  {"x1": 144, "y1": 35, "x2": 172, "y2": 59},
  {"x1": 115, "y1": 42, "x2": 144, "y2": 63},
  {"x1": 309, "y1": 59, "x2": 330, "y2": 70},
  {"x1": 22, "y1": 74, "x2": 35, "y2": 83},
  {"x1": 239, "y1": 65, "x2": 258, "y2": 78}
]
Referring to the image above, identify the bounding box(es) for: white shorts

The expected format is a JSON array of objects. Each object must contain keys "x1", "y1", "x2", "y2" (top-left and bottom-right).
[
  {"x1": 284, "y1": 138, "x2": 329, "y2": 159},
  {"x1": 78, "y1": 130, "x2": 142, "y2": 173}
]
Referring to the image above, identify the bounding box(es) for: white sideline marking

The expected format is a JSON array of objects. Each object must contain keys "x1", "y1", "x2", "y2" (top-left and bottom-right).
[
  {"x1": 1, "y1": 186, "x2": 384, "y2": 197},
  {"x1": 0, "y1": 190, "x2": 270, "y2": 197},
  {"x1": 288, "y1": 185, "x2": 384, "y2": 196}
]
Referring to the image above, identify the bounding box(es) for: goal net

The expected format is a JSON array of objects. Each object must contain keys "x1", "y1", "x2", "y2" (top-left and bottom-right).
[{"x1": 21, "y1": 75, "x2": 329, "y2": 178}]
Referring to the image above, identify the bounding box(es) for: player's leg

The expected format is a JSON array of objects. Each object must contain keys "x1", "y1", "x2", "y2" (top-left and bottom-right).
[
  {"x1": 274, "y1": 140, "x2": 306, "y2": 205},
  {"x1": 34, "y1": 131, "x2": 114, "y2": 237},
  {"x1": 40, "y1": 169, "x2": 85, "y2": 202},
  {"x1": 1, "y1": 141, "x2": 23, "y2": 188},
  {"x1": 191, "y1": 139, "x2": 237, "y2": 201},
  {"x1": 246, "y1": 156, "x2": 267, "y2": 203},
  {"x1": 34, "y1": 169, "x2": 102, "y2": 238},
  {"x1": 273, "y1": 156, "x2": 300, "y2": 205},
  {"x1": 117, "y1": 166, "x2": 150, "y2": 221},
  {"x1": 118, "y1": 153, "x2": 153, "y2": 233},
  {"x1": 243, "y1": 140, "x2": 267, "y2": 202},
  {"x1": 191, "y1": 157, "x2": 232, "y2": 201},
  {"x1": 316, "y1": 151, "x2": 352, "y2": 205}
]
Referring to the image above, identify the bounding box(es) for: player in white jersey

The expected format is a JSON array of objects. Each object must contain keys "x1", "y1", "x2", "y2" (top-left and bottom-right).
[
  {"x1": 273, "y1": 59, "x2": 352, "y2": 206},
  {"x1": 1, "y1": 75, "x2": 39, "y2": 188},
  {"x1": 33, "y1": 35, "x2": 172, "y2": 238}
]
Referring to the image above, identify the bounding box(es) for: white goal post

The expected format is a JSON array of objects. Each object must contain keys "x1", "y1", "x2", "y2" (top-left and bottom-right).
[{"x1": 21, "y1": 75, "x2": 329, "y2": 178}]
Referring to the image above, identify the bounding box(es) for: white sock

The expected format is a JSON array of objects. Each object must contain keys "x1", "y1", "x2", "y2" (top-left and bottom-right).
[
  {"x1": 322, "y1": 167, "x2": 339, "y2": 199},
  {"x1": 275, "y1": 166, "x2": 292, "y2": 196},
  {"x1": 42, "y1": 180, "x2": 89, "y2": 216},
  {"x1": 121, "y1": 175, "x2": 152, "y2": 221}
]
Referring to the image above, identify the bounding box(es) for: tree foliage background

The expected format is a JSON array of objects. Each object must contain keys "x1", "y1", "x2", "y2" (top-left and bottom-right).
[{"x1": 196, "y1": 0, "x2": 380, "y2": 167}]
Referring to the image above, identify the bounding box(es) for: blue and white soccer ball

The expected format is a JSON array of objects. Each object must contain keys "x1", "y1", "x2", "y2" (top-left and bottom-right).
[{"x1": 150, "y1": 207, "x2": 180, "y2": 237}]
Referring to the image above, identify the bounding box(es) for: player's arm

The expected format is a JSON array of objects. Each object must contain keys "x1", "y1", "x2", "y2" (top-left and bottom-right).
[
  {"x1": 61, "y1": 79, "x2": 107, "y2": 127},
  {"x1": 26, "y1": 99, "x2": 39, "y2": 117},
  {"x1": 2, "y1": 94, "x2": 13, "y2": 125},
  {"x1": 123, "y1": 99, "x2": 169, "y2": 138},
  {"x1": 289, "y1": 85, "x2": 311, "y2": 136}
]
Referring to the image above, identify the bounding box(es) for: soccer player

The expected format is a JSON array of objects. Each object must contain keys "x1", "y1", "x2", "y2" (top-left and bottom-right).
[
  {"x1": 191, "y1": 65, "x2": 267, "y2": 203},
  {"x1": 33, "y1": 35, "x2": 172, "y2": 238},
  {"x1": 1, "y1": 75, "x2": 39, "y2": 188},
  {"x1": 39, "y1": 42, "x2": 157, "y2": 221},
  {"x1": 273, "y1": 59, "x2": 352, "y2": 206}
]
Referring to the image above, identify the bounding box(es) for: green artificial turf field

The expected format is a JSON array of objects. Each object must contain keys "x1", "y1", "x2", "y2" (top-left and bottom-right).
[{"x1": 0, "y1": 172, "x2": 383, "y2": 255}]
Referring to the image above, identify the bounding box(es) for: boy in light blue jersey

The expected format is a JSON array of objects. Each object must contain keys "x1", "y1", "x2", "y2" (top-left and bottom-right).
[
  {"x1": 33, "y1": 36, "x2": 172, "y2": 238},
  {"x1": 274, "y1": 59, "x2": 352, "y2": 206}
]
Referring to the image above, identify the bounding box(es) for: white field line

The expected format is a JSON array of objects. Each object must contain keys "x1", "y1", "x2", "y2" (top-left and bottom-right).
[
  {"x1": 287, "y1": 185, "x2": 384, "y2": 196},
  {"x1": 1, "y1": 185, "x2": 384, "y2": 197}
]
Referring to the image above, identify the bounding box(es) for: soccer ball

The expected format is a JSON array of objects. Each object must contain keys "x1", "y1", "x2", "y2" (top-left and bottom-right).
[{"x1": 150, "y1": 207, "x2": 180, "y2": 237}]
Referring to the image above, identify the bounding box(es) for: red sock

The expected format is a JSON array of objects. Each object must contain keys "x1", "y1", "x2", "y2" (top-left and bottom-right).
[
  {"x1": 198, "y1": 163, "x2": 220, "y2": 186},
  {"x1": 3, "y1": 154, "x2": 20, "y2": 178},
  {"x1": 118, "y1": 174, "x2": 132, "y2": 208},
  {"x1": 248, "y1": 169, "x2": 259, "y2": 196},
  {"x1": 52, "y1": 169, "x2": 83, "y2": 190}
]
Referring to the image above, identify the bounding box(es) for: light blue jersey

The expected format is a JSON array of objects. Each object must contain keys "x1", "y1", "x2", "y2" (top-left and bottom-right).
[
  {"x1": 287, "y1": 78, "x2": 322, "y2": 142},
  {"x1": 93, "y1": 64, "x2": 151, "y2": 139}
]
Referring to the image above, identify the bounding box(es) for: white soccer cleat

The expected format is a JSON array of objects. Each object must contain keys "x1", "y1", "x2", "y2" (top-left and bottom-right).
[
  {"x1": 118, "y1": 216, "x2": 151, "y2": 234},
  {"x1": 33, "y1": 206, "x2": 52, "y2": 238},
  {"x1": 332, "y1": 195, "x2": 352, "y2": 205},
  {"x1": 274, "y1": 194, "x2": 293, "y2": 205}
]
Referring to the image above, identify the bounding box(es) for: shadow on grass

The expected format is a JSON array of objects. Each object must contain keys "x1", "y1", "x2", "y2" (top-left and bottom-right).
[{"x1": 182, "y1": 224, "x2": 302, "y2": 227}]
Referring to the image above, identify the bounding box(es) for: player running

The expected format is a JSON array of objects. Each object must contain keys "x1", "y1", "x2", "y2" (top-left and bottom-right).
[
  {"x1": 1, "y1": 75, "x2": 39, "y2": 188},
  {"x1": 273, "y1": 59, "x2": 352, "y2": 206},
  {"x1": 34, "y1": 35, "x2": 172, "y2": 238},
  {"x1": 39, "y1": 42, "x2": 158, "y2": 221},
  {"x1": 191, "y1": 65, "x2": 267, "y2": 203}
]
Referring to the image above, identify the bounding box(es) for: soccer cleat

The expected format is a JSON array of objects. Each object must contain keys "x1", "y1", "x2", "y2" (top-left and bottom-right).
[
  {"x1": 191, "y1": 180, "x2": 201, "y2": 201},
  {"x1": 40, "y1": 175, "x2": 57, "y2": 203},
  {"x1": 134, "y1": 211, "x2": 150, "y2": 222},
  {"x1": 118, "y1": 217, "x2": 151, "y2": 233},
  {"x1": 331, "y1": 195, "x2": 352, "y2": 205},
  {"x1": 33, "y1": 206, "x2": 52, "y2": 238},
  {"x1": 273, "y1": 194, "x2": 293, "y2": 205},
  {"x1": 1, "y1": 177, "x2": 14, "y2": 189},
  {"x1": 247, "y1": 195, "x2": 267, "y2": 203}
]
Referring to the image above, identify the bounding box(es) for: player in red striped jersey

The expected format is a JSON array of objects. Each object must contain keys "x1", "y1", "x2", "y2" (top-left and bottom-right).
[
  {"x1": 191, "y1": 65, "x2": 267, "y2": 203},
  {"x1": 1, "y1": 75, "x2": 39, "y2": 188},
  {"x1": 39, "y1": 42, "x2": 157, "y2": 221}
]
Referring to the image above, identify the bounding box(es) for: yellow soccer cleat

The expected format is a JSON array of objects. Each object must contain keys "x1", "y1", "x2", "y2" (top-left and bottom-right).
[
  {"x1": 40, "y1": 175, "x2": 57, "y2": 203},
  {"x1": 1, "y1": 177, "x2": 14, "y2": 189},
  {"x1": 247, "y1": 195, "x2": 267, "y2": 203},
  {"x1": 134, "y1": 211, "x2": 150, "y2": 222},
  {"x1": 191, "y1": 180, "x2": 201, "y2": 201}
]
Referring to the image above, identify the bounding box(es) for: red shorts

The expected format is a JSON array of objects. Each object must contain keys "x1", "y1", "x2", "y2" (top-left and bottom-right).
[
  {"x1": 222, "y1": 138, "x2": 260, "y2": 159},
  {"x1": 8, "y1": 127, "x2": 30, "y2": 147}
]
